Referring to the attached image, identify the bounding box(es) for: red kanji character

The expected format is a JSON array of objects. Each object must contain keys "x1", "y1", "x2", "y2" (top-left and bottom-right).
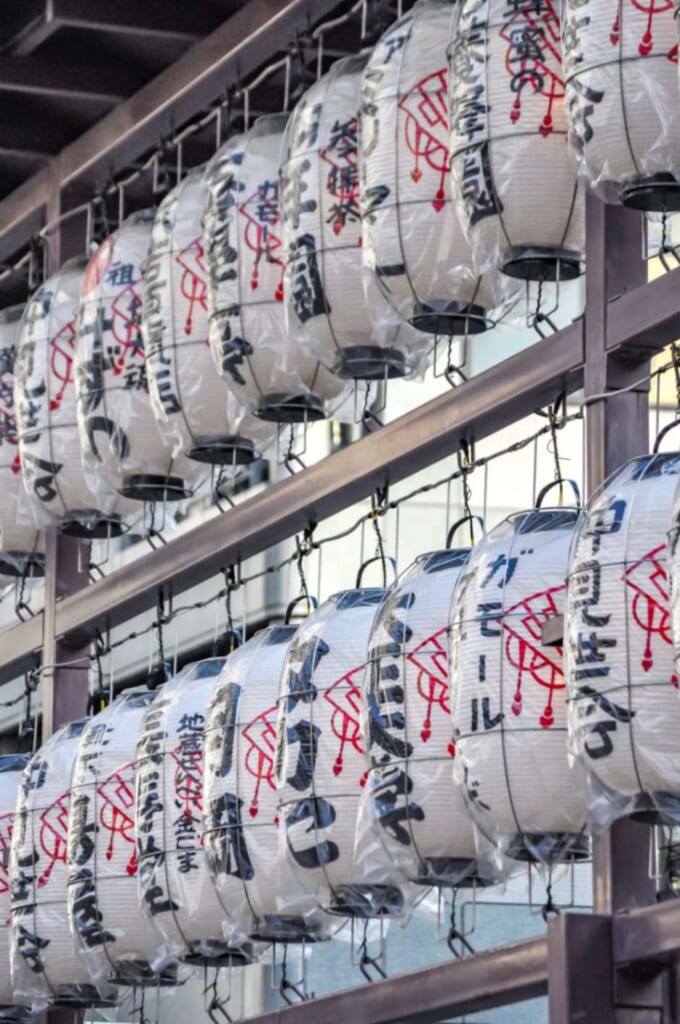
[
  {"x1": 323, "y1": 666, "x2": 366, "y2": 780},
  {"x1": 624, "y1": 543, "x2": 673, "y2": 674},
  {"x1": 239, "y1": 179, "x2": 285, "y2": 300},
  {"x1": 501, "y1": 1, "x2": 564, "y2": 138},
  {"x1": 98, "y1": 766, "x2": 137, "y2": 876},
  {"x1": 242, "y1": 703, "x2": 278, "y2": 819},
  {"x1": 503, "y1": 584, "x2": 565, "y2": 728},
  {"x1": 398, "y1": 67, "x2": 450, "y2": 212},
  {"x1": 49, "y1": 320, "x2": 76, "y2": 411},
  {"x1": 38, "y1": 792, "x2": 69, "y2": 886},
  {"x1": 407, "y1": 626, "x2": 454, "y2": 752},
  {"x1": 175, "y1": 236, "x2": 208, "y2": 336}
]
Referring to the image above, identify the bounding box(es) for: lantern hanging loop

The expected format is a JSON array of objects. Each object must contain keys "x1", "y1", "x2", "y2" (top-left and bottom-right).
[
  {"x1": 446, "y1": 891, "x2": 475, "y2": 960},
  {"x1": 284, "y1": 424, "x2": 308, "y2": 476},
  {"x1": 446, "y1": 514, "x2": 485, "y2": 551},
  {"x1": 14, "y1": 563, "x2": 36, "y2": 622},
  {"x1": 540, "y1": 869, "x2": 560, "y2": 925},
  {"x1": 528, "y1": 278, "x2": 560, "y2": 340},
  {"x1": 457, "y1": 440, "x2": 476, "y2": 537}
]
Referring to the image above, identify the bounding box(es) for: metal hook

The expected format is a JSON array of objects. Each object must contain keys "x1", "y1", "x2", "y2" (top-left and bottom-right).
[
  {"x1": 278, "y1": 945, "x2": 308, "y2": 1004},
  {"x1": 447, "y1": 891, "x2": 476, "y2": 959}
]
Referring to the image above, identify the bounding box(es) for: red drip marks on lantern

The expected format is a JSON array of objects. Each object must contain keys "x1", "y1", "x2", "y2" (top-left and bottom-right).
[
  {"x1": 0, "y1": 812, "x2": 12, "y2": 896},
  {"x1": 239, "y1": 178, "x2": 285, "y2": 302},
  {"x1": 98, "y1": 766, "x2": 137, "y2": 876},
  {"x1": 407, "y1": 627, "x2": 450, "y2": 744},
  {"x1": 243, "y1": 703, "x2": 278, "y2": 819},
  {"x1": 611, "y1": 2, "x2": 674, "y2": 58},
  {"x1": 503, "y1": 585, "x2": 566, "y2": 730},
  {"x1": 611, "y1": 14, "x2": 620, "y2": 46},
  {"x1": 323, "y1": 666, "x2": 365, "y2": 777},
  {"x1": 501, "y1": 1, "x2": 563, "y2": 138},
  {"x1": 624, "y1": 543, "x2": 672, "y2": 673},
  {"x1": 49, "y1": 321, "x2": 76, "y2": 411},
  {"x1": 176, "y1": 236, "x2": 207, "y2": 336},
  {"x1": 38, "y1": 792, "x2": 69, "y2": 887},
  {"x1": 447, "y1": 739, "x2": 456, "y2": 758},
  {"x1": 11, "y1": 453, "x2": 20, "y2": 476},
  {"x1": 399, "y1": 67, "x2": 449, "y2": 213}
]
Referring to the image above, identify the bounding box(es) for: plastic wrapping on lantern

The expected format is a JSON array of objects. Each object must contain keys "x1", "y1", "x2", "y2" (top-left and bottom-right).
[
  {"x1": 76, "y1": 210, "x2": 203, "y2": 505},
  {"x1": 0, "y1": 305, "x2": 44, "y2": 578},
  {"x1": 204, "y1": 116, "x2": 346, "y2": 424},
  {"x1": 562, "y1": 1, "x2": 680, "y2": 210},
  {"x1": 0, "y1": 755, "x2": 29, "y2": 1017},
  {"x1": 449, "y1": 505, "x2": 589, "y2": 875},
  {"x1": 10, "y1": 721, "x2": 118, "y2": 1012},
  {"x1": 135, "y1": 658, "x2": 263, "y2": 966},
  {"x1": 15, "y1": 259, "x2": 141, "y2": 538},
  {"x1": 448, "y1": 0, "x2": 585, "y2": 283},
  {"x1": 67, "y1": 690, "x2": 179, "y2": 988},
  {"x1": 567, "y1": 454, "x2": 680, "y2": 830},
  {"x1": 203, "y1": 626, "x2": 336, "y2": 945},
  {"x1": 281, "y1": 56, "x2": 428, "y2": 382},
  {"x1": 360, "y1": 0, "x2": 517, "y2": 338},
  {"x1": 276, "y1": 589, "x2": 414, "y2": 921},
  {"x1": 143, "y1": 170, "x2": 276, "y2": 467},
  {"x1": 355, "y1": 547, "x2": 486, "y2": 892}
]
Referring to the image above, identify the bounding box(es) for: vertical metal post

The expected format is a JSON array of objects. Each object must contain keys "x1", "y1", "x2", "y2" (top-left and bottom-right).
[{"x1": 583, "y1": 194, "x2": 661, "y2": 1022}]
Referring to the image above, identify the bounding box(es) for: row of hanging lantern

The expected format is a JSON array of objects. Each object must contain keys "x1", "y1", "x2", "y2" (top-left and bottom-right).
[{"x1": 9, "y1": 440, "x2": 680, "y2": 1011}]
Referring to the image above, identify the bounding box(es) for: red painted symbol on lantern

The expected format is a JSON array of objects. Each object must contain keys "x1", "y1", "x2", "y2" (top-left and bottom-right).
[
  {"x1": 500, "y1": 1, "x2": 564, "y2": 138},
  {"x1": 239, "y1": 179, "x2": 285, "y2": 300},
  {"x1": 98, "y1": 766, "x2": 137, "y2": 876},
  {"x1": 407, "y1": 627, "x2": 454, "y2": 752},
  {"x1": 503, "y1": 585, "x2": 565, "y2": 728},
  {"x1": 110, "y1": 287, "x2": 144, "y2": 374},
  {"x1": 0, "y1": 811, "x2": 13, "y2": 899},
  {"x1": 320, "y1": 116, "x2": 361, "y2": 238},
  {"x1": 37, "y1": 793, "x2": 69, "y2": 887},
  {"x1": 610, "y1": 1, "x2": 674, "y2": 59},
  {"x1": 49, "y1": 320, "x2": 76, "y2": 411},
  {"x1": 398, "y1": 67, "x2": 449, "y2": 213},
  {"x1": 624, "y1": 543, "x2": 673, "y2": 675},
  {"x1": 323, "y1": 666, "x2": 366, "y2": 779},
  {"x1": 171, "y1": 748, "x2": 203, "y2": 816},
  {"x1": 175, "y1": 236, "x2": 207, "y2": 337},
  {"x1": 242, "y1": 703, "x2": 278, "y2": 819}
]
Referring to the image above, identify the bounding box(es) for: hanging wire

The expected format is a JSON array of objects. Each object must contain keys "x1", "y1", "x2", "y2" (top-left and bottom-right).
[
  {"x1": 278, "y1": 944, "x2": 308, "y2": 1005},
  {"x1": 446, "y1": 889, "x2": 475, "y2": 959}
]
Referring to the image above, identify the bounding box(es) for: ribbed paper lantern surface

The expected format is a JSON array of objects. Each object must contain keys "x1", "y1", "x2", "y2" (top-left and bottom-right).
[
  {"x1": 0, "y1": 305, "x2": 43, "y2": 578},
  {"x1": 15, "y1": 259, "x2": 138, "y2": 537},
  {"x1": 568, "y1": 454, "x2": 680, "y2": 827},
  {"x1": 360, "y1": 0, "x2": 496, "y2": 335},
  {"x1": 204, "y1": 626, "x2": 333, "y2": 943},
  {"x1": 67, "y1": 690, "x2": 176, "y2": 987},
  {"x1": 449, "y1": 0, "x2": 585, "y2": 281},
  {"x1": 562, "y1": 1, "x2": 680, "y2": 210},
  {"x1": 135, "y1": 658, "x2": 247, "y2": 965},
  {"x1": 283, "y1": 57, "x2": 424, "y2": 379},
  {"x1": 10, "y1": 720, "x2": 115, "y2": 1010},
  {"x1": 205, "y1": 116, "x2": 343, "y2": 422},
  {"x1": 276, "y1": 589, "x2": 405, "y2": 917},
  {"x1": 0, "y1": 755, "x2": 28, "y2": 1014},
  {"x1": 144, "y1": 172, "x2": 273, "y2": 465},
  {"x1": 360, "y1": 548, "x2": 480, "y2": 888},
  {"x1": 76, "y1": 210, "x2": 197, "y2": 502},
  {"x1": 450, "y1": 508, "x2": 588, "y2": 864}
]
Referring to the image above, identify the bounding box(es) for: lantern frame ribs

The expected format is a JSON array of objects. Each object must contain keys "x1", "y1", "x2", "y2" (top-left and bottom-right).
[{"x1": 0, "y1": 0, "x2": 679, "y2": 1018}]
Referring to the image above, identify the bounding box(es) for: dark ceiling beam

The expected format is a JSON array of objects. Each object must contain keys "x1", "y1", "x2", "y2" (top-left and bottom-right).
[
  {"x1": 44, "y1": 0, "x2": 221, "y2": 40},
  {"x1": 0, "y1": 57, "x2": 132, "y2": 102},
  {"x1": 0, "y1": 120, "x2": 62, "y2": 159}
]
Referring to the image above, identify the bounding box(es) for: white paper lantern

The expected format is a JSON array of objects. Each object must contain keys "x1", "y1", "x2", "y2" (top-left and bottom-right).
[
  {"x1": 568, "y1": 454, "x2": 680, "y2": 828},
  {"x1": 143, "y1": 171, "x2": 275, "y2": 465},
  {"x1": 67, "y1": 690, "x2": 177, "y2": 987},
  {"x1": 134, "y1": 658, "x2": 256, "y2": 965},
  {"x1": 276, "y1": 589, "x2": 406, "y2": 917},
  {"x1": 0, "y1": 306, "x2": 43, "y2": 578},
  {"x1": 359, "y1": 547, "x2": 481, "y2": 888},
  {"x1": 0, "y1": 755, "x2": 28, "y2": 1015},
  {"x1": 76, "y1": 211, "x2": 199, "y2": 503},
  {"x1": 15, "y1": 259, "x2": 139, "y2": 537},
  {"x1": 562, "y1": 1, "x2": 680, "y2": 210},
  {"x1": 449, "y1": 0, "x2": 585, "y2": 281},
  {"x1": 449, "y1": 507, "x2": 588, "y2": 864},
  {"x1": 10, "y1": 720, "x2": 116, "y2": 1010},
  {"x1": 204, "y1": 116, "x2": 344, "y2": 422},
  {"x1": 360, "y1": 0, "x2": 499, "y2": 335},
  {"x1": 204, "y1": 626, "x2": 333, "y2": 943}
]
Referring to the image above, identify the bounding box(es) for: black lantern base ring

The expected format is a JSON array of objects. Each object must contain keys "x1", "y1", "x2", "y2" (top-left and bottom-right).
[
  {"x1": 619, "y1": 173, "x2": 680, "y2": 213},
  {"x1": 326, "y1": 883, "x2": 404, "y2": 919},
  {"x1": 60, "y1": 511, "x2": 126, "y2": 540},
  {"x1": 188, "y1": 435, "x2": 256, "y2": 466},
  {"x1": 0, "y1": 551, "x2": 45, "y2": 578},
  {"x1": 183, "y1": 942, "x2": 258, "y2": 967},
  {"x1": 630, "y1": 790, "x2": 680, "y2": 826},
  {"x1": 413, "y1": 856, "x2": 494, "y2": 889},
  {"x1": 333, "y1": 345, "x2": 407, "y2": 381},
  {"x1": 506, "y1": 831, "x2": 590, "y2": 864},
  {"x1": 110, "y1": 960, "x2": 179, "y2": 987},
  {"x1": 501, "y1": 246, "x2": 584, "y2": 283},
  {"x1": 52, "y1": 985, "x2": 119, "y2": 1009},
  {"x1": 255, "y1": 393, "x2": 326, "y2": 424},
  {"x1": 251, "y1": 915, "x2": 328, "y2": 944},
  {"x1": 119, "y1": 475, "x2": 192, "y2": 503},
  {"x1": 410, "y1": 301, "x2": 491, "y2": 337}
]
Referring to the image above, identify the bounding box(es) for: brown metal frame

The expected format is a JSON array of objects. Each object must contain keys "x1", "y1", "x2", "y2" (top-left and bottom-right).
[{"x1": 1, "y1": 0, "x2": 680, "y2": 1018}]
